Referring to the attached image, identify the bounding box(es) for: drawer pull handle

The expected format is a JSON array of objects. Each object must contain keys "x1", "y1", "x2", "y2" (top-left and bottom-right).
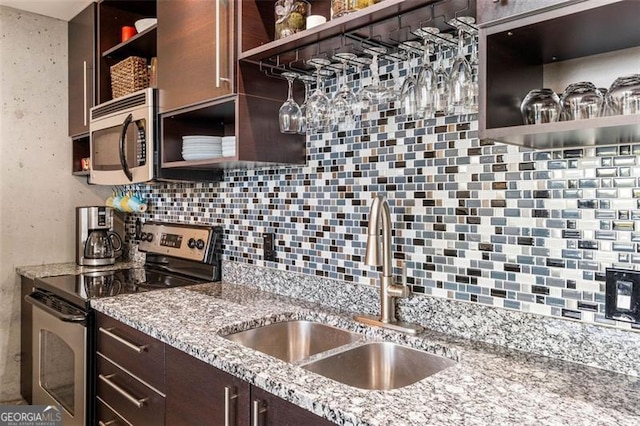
[
  {"x1": 98, "y1": 421, "x2": 117, "y2": 426},
  {"x1": 99, "y1": 374, "x2": 147, "y2": 409},
  {"x1": 224, "y1": 386, "x2": 238, "y2": 426},
  {"x1": 252, "y1": 400, "x2": 267, "y2": 426},
  {"x1": 99, "y1": 327, "x2": 147, "y2": 353}
]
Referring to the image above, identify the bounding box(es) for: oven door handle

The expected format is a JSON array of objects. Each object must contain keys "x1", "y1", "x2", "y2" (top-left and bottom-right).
[
  {"x1": 24, "y1": 294, "x2": 86, "y2": 323},
  {"x1": 119, "y1": 113, "x2": 134, "y2": 182}
]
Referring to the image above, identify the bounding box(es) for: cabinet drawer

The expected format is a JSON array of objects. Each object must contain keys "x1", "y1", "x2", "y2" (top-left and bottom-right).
[
  {"x1": 96, "y1": 396, "x2": 128, "y2": 426},
  {"x1": 97, "y1": 354, "x2": 165, "y2": 426},
  {"x1": 96, "y1": 312, "x2": 165, "y2": 392}
]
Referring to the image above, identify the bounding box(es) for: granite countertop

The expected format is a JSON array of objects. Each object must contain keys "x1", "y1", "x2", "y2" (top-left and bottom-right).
[
  {"x1": 92, "y1": 282, "x2": 640, "y2": 426},
  {"x1": 16, "y1": 261, "x2": 143, "y2": 280}
]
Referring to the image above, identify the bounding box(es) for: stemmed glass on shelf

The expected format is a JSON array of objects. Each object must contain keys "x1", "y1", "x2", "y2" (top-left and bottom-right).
[{"x1": 278, "y1": 72, "x2": 302, "y2": 134}]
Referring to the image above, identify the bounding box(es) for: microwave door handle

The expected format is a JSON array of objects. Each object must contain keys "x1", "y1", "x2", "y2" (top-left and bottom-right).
[{"x1": 119, "y1": 113, "x2": 134, "y2": 182}]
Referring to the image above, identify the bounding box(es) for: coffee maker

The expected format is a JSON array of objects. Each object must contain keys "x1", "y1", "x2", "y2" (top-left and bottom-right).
[{"x1": 76, "y1": 206, "x2": 123, "y2": 266}]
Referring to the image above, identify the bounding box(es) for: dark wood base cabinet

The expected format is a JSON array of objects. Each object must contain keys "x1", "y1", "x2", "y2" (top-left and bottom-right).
[
  {"x1": 166, "y1": 346, "x2": 250, "y2": 426},
  {"x1": 97, "y1": 313, "x2": 333, "y2": 425},
  {"x1": 250, "y1": 386, "x2": 333, "y2": 426}
]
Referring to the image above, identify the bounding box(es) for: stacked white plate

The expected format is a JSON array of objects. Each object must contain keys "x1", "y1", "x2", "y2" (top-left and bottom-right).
[
  {"x1": 221, "y1": 136, "x2": 236, "y2": 157},
  {"x1": 182, "y1": 136, "x2": 222, "y2": 161}
]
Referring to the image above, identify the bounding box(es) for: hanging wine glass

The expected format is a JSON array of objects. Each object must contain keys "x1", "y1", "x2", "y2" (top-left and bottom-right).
[
  {"x1": 399, "y1": 41, "x2": 422, "y2": 119},
  {"x1": 454, "y1": 16, "x2": 479, "y2": 114},
  {"x1": 448, "y1": 18, "x2": 474, "y2": 115},
  {"x1": 330, "y1": 52, "x2": 358, "y2": 132},
  {"x1": 386, "y1": 50, "x2": 406, "y2": 101},
  {"x1": 358, "y1": 46, "x2": 392, "y2": 114},
  {"x1": 414, "y1": 27, "x2": 439, "y2": 119},
  {"x1": 278, "y1": 72, "x2": 302, "y2": 134},
  {"x1": 434, "y1": 32, "x2": 454, "y2": 116},
  {"x1": 297, "y1": 74, "x2": 316, "y2": 134},
  {"x1": 305, "y1": 58, "x2": 333, "y2": 132},
  {"x1": 351, "y1": 55, "x2": 372, "y2": 118}
]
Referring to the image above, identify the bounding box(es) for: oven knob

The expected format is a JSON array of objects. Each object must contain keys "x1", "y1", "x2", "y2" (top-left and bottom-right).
[
  {"x1": 146, "y1": 233, "x2": 154, "y2": 242},
  {"x1": 188, "y1": 238, "x2": 197, "y2": 249},
  {"x1": 139, "y1": 232, "x2": 146, "y2": 241},
  {"x1": 196, "y1": 239, "x2": 205, "y2": 250}
]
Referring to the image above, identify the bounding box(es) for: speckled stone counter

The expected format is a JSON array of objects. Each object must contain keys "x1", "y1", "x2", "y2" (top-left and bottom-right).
[
  {"x1": 92, "y1": 283, "x2": 640, "y2": 426},
  {"x1": 16, "y1": 261, "x2": 142, "y2": 280}
]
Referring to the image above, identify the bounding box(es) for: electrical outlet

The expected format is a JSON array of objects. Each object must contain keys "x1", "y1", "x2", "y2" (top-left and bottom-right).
[
  {"x1": 263, "y1": 233, "x2": 276, "y2": 262},
  {"x1": 606, "y1": 267, "x2": 640, "y2": 324}
]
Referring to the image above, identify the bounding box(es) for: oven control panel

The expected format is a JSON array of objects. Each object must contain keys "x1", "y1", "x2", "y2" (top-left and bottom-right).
[{"x1": 138, "y1": 222, "x2": 217, "y2": 262}]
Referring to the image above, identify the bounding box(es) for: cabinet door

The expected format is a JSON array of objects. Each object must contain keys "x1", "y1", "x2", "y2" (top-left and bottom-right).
[
  {"x1": 96, "y1": 312, "x2": 166, "y2": 393},
  {"x1": 166, "y1": 346, "x2": 250, "y2": 426},
  {"x1": 158, "y1": 0, "x2": 235, "y2": 113},
  {"x1": 68, "y1": 3, "x2": 96, "y2": 137},
  {"x1": 250, "y1": 386, "x2": 333, "y2": 426},
  {"x1": 97, "y1": 354, "x2": 165, "y2": 426}
]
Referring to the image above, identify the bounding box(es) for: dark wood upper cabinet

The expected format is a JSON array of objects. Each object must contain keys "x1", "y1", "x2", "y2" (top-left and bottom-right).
[
  {"x1": 68, "y1": 3, "x2": 96, "y2": 137},
  {"x1": 156, "y1": 0, "x2": 304, "y2": 172},
  {"x1": 157, "y1": 0, "x2": 234, "y2": 113}
]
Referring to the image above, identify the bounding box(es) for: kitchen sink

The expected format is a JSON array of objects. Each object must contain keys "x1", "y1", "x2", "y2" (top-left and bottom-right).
[
  {"x1": 302, "y1": 342, "x2": 456, "y2": 390},
  {"x1": 222, "y1": 320, "x2": 361, "y2": 363}
]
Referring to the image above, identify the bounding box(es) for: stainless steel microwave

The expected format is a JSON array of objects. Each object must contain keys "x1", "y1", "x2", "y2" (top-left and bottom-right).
[
  {"x1": 89, "y1": 88, "x2": 155, "y2": 185},
  {"x1": 88, "y1": 88, "x2": 223, "y2": 184}
]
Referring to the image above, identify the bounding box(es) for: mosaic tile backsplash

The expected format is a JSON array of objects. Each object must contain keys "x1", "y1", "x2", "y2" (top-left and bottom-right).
[{"x1": 128, "y1": 56, "x2": 640, "y2": 335}]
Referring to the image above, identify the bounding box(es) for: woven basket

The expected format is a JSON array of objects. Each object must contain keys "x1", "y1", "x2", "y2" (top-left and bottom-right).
[{"x1": 110, "y1": 56, "x2": 149, "y2": 99}]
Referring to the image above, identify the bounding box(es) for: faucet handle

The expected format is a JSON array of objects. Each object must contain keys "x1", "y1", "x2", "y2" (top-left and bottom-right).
[
  {"x1": 397, "y1": 261, "x2": 407, "y2": 286},
  {"x1": 396, "y1": 261, "x2": 411, "y2": 298}
]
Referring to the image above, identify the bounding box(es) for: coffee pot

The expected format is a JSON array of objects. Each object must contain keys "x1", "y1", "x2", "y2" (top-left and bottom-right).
[
  {"x1": 84, "y1": 229, "x2": 122, "y2": 263},
  {"x1": 76, "y1": 206, "x2": 123, "y2": 266}
]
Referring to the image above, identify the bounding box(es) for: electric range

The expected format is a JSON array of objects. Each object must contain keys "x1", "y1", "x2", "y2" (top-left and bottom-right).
[{"x1": 26, "y1": 221, "x2": 222, "y2": 425}]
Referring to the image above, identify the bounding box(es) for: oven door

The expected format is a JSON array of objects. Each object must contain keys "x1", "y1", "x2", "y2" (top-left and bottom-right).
[{"x1": 26, "y1": 292, "x2": 87, "y2": 426}]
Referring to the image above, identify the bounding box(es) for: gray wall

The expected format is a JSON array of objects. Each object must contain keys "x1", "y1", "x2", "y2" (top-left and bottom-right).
[{"x1": 0, "y1": 6, "x2": 108, "y2": 401}]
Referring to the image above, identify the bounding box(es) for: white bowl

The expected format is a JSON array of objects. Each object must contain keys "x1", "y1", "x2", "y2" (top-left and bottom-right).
[{"x1": 135, "y1": 18, "x2": 157, "y2": 33}]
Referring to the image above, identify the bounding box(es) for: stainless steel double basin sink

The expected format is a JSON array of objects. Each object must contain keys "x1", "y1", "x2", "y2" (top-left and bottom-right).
[{"x1": 223, "y1": 320, "x2": 455, "y2": 390}]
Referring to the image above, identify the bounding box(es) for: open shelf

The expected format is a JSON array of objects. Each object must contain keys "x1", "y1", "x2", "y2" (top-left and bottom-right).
[
  {"x1": 160, "y1": 97, "x2": 236, "y2": 168},
  {"x1": 484, "y1": 114, "x2": 640, "y2": 149},
  {"x1": 72, "y1": 134, "x2": 91, "y2": 175},
  {"x1": 239, "y1": 0, "x2": 476, "y2": 67},
  {"x1": 479, "y1": 0, "x2": 640, "y2": 148},
  {"x1": 102, "y1": 25, "x2": 157, "y2": 60}
]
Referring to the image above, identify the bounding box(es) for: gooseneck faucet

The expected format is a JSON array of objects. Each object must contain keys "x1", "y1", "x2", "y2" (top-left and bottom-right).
[{"x1": 355, "y1": 194, "x2": 423, "y2": 334}]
